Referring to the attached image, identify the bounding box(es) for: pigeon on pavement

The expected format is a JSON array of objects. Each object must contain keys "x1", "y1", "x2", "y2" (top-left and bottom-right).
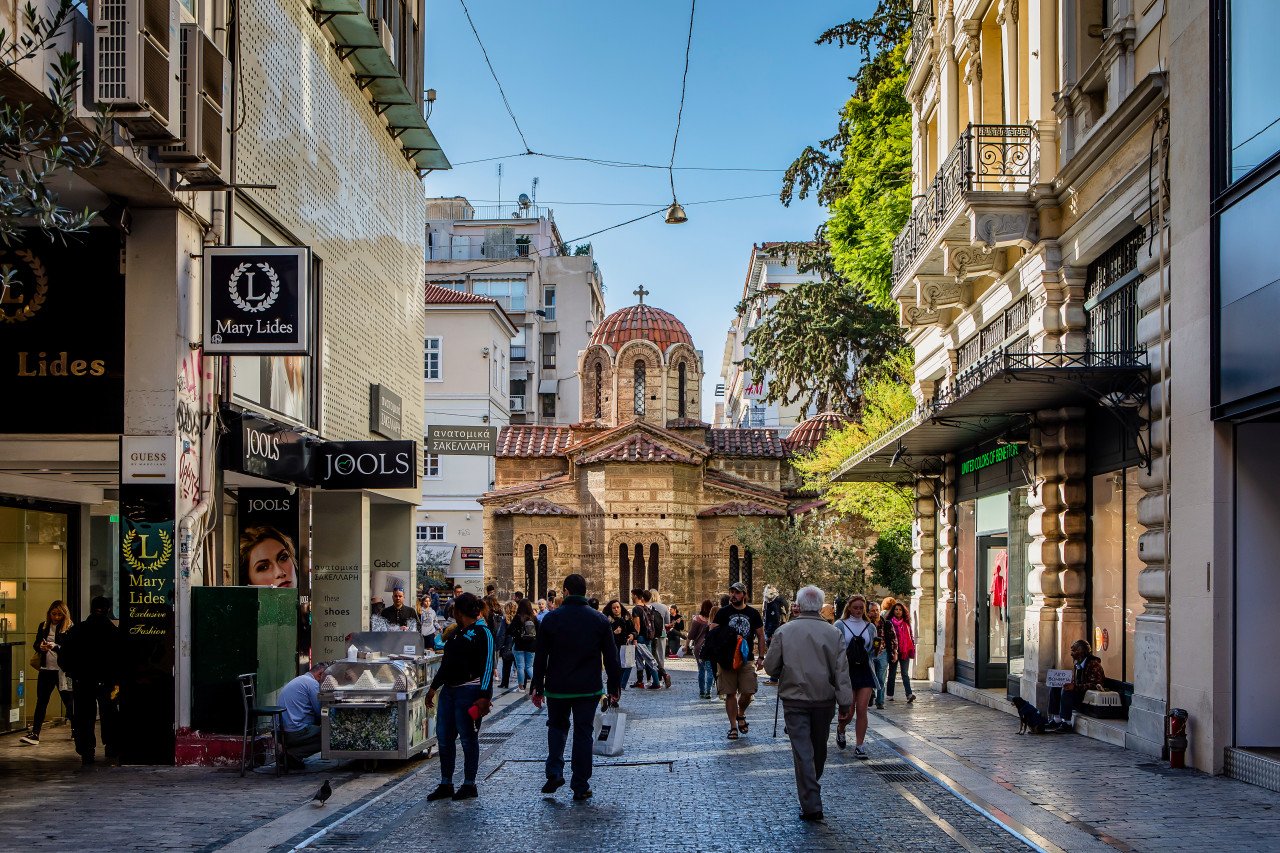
[{"x1": 311, "y1": 779, "x2": 332, "y2": 807}]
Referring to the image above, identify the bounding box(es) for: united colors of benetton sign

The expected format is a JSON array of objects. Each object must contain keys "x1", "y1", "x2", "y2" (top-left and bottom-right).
[{"x1": 204, "y1": 246, "x2": 310, "y2": 354}]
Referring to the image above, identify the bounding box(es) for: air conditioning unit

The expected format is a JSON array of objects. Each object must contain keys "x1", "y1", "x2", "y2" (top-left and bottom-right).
[
  {"x1": 369, "y1": 16, "x2": 396, "y2": 62},
  {"x1": 93, "y1": 0, "x2": 179, "y2": 142},
  {"x1": 156, "y1": 23, "x2": 228, "y2": 183},
  {"x1": 509, "y1": 396, "x2": 525, "y2": 412}
]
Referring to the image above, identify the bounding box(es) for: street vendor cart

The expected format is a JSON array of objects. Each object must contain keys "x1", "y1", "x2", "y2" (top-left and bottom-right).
[{"x1": 320, "y1": 631, "x2": 440, "y2": 768}]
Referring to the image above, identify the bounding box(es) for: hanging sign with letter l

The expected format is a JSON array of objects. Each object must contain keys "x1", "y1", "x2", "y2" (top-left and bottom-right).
[{"x1": 204, "y1": 246, "x2": 311, "y2": 354}]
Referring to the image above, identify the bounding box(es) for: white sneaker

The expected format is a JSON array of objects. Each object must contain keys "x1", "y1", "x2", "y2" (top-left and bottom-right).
[{"x1": 19, "y1": 735, "x2": 39, "y2": 746}]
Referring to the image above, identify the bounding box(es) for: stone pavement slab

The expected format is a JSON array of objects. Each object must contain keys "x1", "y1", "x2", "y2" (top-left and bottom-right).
[{"x1": 870, "y1": 690, "x2": 1280, "y2": 852}]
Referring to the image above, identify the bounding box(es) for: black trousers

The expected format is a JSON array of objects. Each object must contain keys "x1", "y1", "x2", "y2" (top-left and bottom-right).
[
  {"x1": 72, "y1": 678, "x2": 119, "y2": 760},
  {"x1": 32, "y1": 669, "x2": 73, "y2": 737}
]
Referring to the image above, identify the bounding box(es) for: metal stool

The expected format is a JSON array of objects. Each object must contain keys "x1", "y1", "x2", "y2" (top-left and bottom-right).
[{"x1": 238, "y1": 673, "x2": 287, "y2": 777}]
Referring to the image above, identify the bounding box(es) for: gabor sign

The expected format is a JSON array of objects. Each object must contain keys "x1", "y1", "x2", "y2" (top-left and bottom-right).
[{"x1": 204, "y1": 246, "x2": 310, "y2": 354}]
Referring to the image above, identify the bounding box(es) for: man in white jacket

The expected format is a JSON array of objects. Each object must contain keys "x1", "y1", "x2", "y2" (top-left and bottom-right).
[{"x1": 763, "y1": 585, "x2": 853, "y2": 822}]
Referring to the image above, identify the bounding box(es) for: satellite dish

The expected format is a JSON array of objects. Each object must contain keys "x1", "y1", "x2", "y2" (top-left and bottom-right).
[{"x1": 517, "y1": 193, "x2": 532, "y2": 210}]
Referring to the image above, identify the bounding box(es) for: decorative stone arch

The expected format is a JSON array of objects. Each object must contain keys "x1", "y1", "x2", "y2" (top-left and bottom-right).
[
  {"x1": 664, "y1": 342, "x2": 702, "y2": 421},
  {"x1": 616, "y1": 340, "x2": 664, "y2": 425},
  {"x1": 578, "y1": 344, "x2": 616, "y2": 424},
  {"x1": 608, "y1": 530, "x2": 671, "y2": 603},
  {"x1": 513, "y1": 533, "x2": 559, "y2": 600},
  {"x1": 715, "y1": 535, "x2": 756, "y2": 601}
]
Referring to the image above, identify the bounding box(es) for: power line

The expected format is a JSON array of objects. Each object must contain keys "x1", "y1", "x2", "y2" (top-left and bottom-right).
[
  {"x1": 446, "y1": 192, "x2": 778, "y2": 207},
  {"x1": 669, "y1": 0, "x2": 696, "y2": 201},
  {"x1": 457, "y1": 0, "x2": 532, "y2": 153},
  {"x1": 449, "y1": 150, "x2": 786, "y2": 173}
]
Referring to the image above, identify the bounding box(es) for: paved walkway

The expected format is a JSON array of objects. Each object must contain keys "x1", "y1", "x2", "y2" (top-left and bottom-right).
[{"x1": 5, "y1": 662, "x2": 1280, "y2": 851}]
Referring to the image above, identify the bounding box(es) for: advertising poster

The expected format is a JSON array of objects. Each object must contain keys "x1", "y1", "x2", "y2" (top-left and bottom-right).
[{"x1": 238, "y1": 487, "x2": 310, "y2": 663}]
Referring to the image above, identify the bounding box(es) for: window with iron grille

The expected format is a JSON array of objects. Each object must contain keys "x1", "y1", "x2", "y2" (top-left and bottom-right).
[{"x1": 1086, "y1": 228, "x2": 1144, "y2": 354}]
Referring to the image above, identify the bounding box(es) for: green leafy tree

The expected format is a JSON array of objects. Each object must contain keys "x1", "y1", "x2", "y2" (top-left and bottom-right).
[
  {"x1": 735, "y1": 516, "x2": 867, "y2": 603},
  {"x1": 1, "y1": 1, "x2": 109, "y2": 252},
  {"x1": 736, "y1": 278, "x2": 903, "y2": 415},
  {"x1": 868, "y1": 523, "x2": 913, "y2": 597}
]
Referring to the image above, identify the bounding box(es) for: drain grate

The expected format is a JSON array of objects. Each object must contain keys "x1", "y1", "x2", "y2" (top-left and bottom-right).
[{"x1": 873, "y1": 768, "x2": 924, "y2": 783}]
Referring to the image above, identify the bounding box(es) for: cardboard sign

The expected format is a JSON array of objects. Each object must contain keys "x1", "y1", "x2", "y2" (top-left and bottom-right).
[{"x1": 1045, "y1": 668, "x2": 1073, "y2": 688}]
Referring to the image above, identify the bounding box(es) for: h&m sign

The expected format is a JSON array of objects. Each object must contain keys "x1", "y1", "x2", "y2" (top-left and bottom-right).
[{"x1": 204, "y1": 246, "x2": 310, "y2": 354}]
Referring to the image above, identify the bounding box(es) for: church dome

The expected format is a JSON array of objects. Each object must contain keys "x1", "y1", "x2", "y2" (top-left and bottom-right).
[
  {"x1": 784, "y1": 411, "x2": 850, "y2": 452},
  {"x1": 591, "y1": 303, "x2": 694, "y2": 352}
]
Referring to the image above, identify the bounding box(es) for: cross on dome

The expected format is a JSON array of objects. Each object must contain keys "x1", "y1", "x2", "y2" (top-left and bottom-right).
[{"x1": 633, "y1": 284, "x2": 649, "y2": 304}]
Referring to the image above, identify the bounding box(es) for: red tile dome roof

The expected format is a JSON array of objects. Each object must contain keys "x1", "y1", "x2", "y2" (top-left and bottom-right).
[
  {"x1": 784, "y1": 411, "x2": 850, "y2": 452},
  {"x1": 590, "y1": 303, "x2": 694, "y2": 351}
]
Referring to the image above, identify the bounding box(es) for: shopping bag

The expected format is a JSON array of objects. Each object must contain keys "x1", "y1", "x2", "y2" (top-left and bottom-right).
[
  {"x1": 592, "y1": 707, "x2": 626, "y2": 757},
  {"x1": 634, "y1": 642, "x2": 656, "y2": 669},
  {"x1": 620, "y1": 643, "x2": 636, "y2": 669}
]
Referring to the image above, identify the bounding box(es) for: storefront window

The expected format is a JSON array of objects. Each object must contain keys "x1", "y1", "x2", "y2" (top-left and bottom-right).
[
  {"x1": 956, "y1": 500, "x2": 976, "y2": 665},
  {"x1": 1229, "y1": 0, "x2": 1280, "y2": 182},
  {"x1": 1090, "y1": 468, "x2": 1142, "y2": 683},
  {"x1": 1007, "y1": 488, "x2": 1032, "y2": 680}
]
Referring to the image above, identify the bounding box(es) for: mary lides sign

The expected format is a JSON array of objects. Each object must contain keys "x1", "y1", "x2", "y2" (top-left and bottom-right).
[{"x1": 204, "y1": 246, "x2": 310, "y2": 354}]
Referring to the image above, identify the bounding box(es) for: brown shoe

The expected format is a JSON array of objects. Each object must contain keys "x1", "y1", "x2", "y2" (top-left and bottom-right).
[{"x1": 662, "y1": 672, "x2": 672, "y2": 689}]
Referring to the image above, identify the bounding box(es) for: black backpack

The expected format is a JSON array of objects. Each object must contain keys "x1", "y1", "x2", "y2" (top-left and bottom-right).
[
  {"x1": 843, "y1": 622, "x2": 873, "y2": 677},
  {"x1": 520, "y1": 617, "x2": 537, "y2": 641},
  {"x1": 638, "y1": 605, "x2": 659, "y2": 640}
]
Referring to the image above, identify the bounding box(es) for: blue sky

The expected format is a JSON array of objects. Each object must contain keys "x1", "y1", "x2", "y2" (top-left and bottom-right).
[{"x1": 423, "y1": 1, "x2": 873, "y2": 420}]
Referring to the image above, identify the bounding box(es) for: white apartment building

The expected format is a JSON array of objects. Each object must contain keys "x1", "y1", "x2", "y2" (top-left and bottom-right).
[
  {"x1": 425, "y1": 198, "x2": 606, "y2": 426},
  {"x1": 419, "y1": 286, "x2": 516, "y2": 594},
  {"x1": 718, "y1": 243, "x2": 818, "y2": 434}
]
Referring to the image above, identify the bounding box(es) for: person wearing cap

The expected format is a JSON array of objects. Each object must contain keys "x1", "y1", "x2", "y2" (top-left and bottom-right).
[{"x1": 713, "y1": 581, "x2": 766, "y2": 740}]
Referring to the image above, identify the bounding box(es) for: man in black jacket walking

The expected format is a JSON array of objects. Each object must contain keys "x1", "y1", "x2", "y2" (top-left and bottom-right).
[
  {"x1": 531, "y1": 574, "x2": 620, "y2": 801},
  {"x1": 59, "y1": 597, "x2": 122, "y2": 766}
]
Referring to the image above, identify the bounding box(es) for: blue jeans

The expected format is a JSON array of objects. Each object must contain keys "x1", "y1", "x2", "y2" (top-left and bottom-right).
[
  {"x1": 545, "y1": 696, "x2": 598, "y2": 793},
  {"x1": 698, "y1": 660, "x2": 716, "y2": 696},
  {"x1": 513, "y1": 651, "x2": 534, "y2": 686},
  {"x1": 888, "y1": 657, "x2": 914, "y2": 698},
  {"x1": 436, "y1": 684, "x2": 481, "y2": 785},
  {"x1": 871, "y1": 651, "x2": 889, "y2": 706}
]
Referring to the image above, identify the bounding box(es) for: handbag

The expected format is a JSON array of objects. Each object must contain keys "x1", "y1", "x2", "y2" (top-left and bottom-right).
[
  {"x1": 620, "y1": 643, "x2": 636, "y2": 669},
  {"x1": 592, "y1": 706, "x2": 626, "y2": 756},
  {"x1": 29, "y1": 652, "x2": 40, "y2": 670}
]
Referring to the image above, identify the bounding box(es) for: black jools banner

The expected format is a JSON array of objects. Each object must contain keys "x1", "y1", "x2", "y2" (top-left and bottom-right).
[
  {"x1": 0, "y1": 230, "x2": 124, "y2": 433},
  {"x1": 204, "y1": 246, "x2": 310, "y2": 354}
]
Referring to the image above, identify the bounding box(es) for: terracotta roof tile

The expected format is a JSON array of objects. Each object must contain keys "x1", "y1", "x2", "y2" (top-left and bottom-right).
[
  {"x1": 578, "y1": 433, "x2": 697, "y2": 465},
  {"x1": 425, "y1": 284, "x2": 501, "y2": 305},
  {"x1": 704, "y1": 470, "x2": 787, "y2": 501},
  {"x1": 590, "y1": 303, "x2": 694, "y2": 351},
  {"x1": 497, "y1": 426, "x2": 573, "y2": 457},
  {"x1": 666, "y1": 418, "x2": 710, "y2": 429},
  {"x1": 783, "y1": 411, "x2": 850, "y2": 453},
  {"x1": 697, "y1": 501, "x2": 787, "y2": 518},
  {"x1": 708, "y1": 428, "x2": 786, "y2": 458},
  {"x1": 492, "y1": 497, "x2": 577, "y2": 516},
  {"x1": 482, "y1": 475, "x2": 571, "y2": 500}
]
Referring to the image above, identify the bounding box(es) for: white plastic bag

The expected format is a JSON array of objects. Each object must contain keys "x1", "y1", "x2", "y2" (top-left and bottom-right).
[
  {"x1": 620, "y1": 644, "x2": 636, "y2": 669},
  {"x1": 592, "y1": 707, "x2": 626, "y2": 756}
]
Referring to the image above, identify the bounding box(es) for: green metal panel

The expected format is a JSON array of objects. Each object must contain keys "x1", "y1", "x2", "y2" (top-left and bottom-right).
[{"x1": 191, "y1": 587, "x2": 298, "y2": 734}]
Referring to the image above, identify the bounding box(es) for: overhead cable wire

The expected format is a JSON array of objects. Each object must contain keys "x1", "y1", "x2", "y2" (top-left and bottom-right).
[
  {"x1": 446, "y1": 192, "x2": 777, "y2": 207},
  {"x1": 668, "y1": 0, "x2": 697, "y2": 201},
  {"x1": 449, "y1": 150, "x2": 786, "y2": 172},
  {"x1": 458, "y1": 0, "x2": 532, "y2": 153}
]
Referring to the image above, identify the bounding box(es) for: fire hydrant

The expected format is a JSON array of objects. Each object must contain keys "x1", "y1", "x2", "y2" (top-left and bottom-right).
[{"x1": 1167, "y1": 708, "x2": 1189, "y2": 769}]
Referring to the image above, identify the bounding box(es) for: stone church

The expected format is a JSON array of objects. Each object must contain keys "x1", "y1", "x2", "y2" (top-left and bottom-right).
[{"x1": 480, "y1": 296, "x2": 847, "y2": 608}]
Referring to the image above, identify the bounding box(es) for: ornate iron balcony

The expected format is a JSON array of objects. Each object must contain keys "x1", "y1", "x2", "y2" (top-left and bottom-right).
[
  {"x1": 892, "y1": 123, "x2": 1040, "y2": 284},
  {"x1": 908, "y1": 0, "x2": 934, "y2": 70}
]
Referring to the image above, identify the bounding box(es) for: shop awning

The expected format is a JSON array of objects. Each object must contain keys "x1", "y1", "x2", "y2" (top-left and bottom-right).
[
  {"x1": 538, "y1": 379, "x2": 559, "y2": 395},
  {"x1": 833, "y1": 350, "x2": 1148, "y2": 483}
]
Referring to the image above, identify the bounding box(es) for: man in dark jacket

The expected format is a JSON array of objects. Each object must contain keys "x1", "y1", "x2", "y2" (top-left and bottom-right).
[
  {"x1": 425, "y1": 593, "x2": 494, "y2": 802},
  {"x1": 59, "y1": 597, "x2": 122, "y2": 766},
  {"x1": 531, "y1": 574, "x2": 620, "y2": 801},
  {"x1": 380, "y1": 588, "x2": 418, "y2": 629}
]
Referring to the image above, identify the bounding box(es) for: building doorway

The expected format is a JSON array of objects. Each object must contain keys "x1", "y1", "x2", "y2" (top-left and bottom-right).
[{"x1": 976, "y1": 534, "x2": 1009, "y2": 689}]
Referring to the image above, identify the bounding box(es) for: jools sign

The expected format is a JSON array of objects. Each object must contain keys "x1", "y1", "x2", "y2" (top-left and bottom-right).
[
  {"x1": 204, "y1": 246, "x2": 311, "y2": 354},
  {"x1": 312, "y1": 440, "x2": 418, "y2": 490}
]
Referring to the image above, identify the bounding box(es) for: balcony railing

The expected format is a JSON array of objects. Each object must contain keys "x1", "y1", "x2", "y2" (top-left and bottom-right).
[
  {"x1": 892, "y1": 123, "x2": 1040, "y2": 281},
  {"x1": 541, "y1": 353, "x2": 557, "y2": 369},
  {"x1": 427, "y1": 200, "x2": 553, "y2": 222},
  {"x1": 909, "y1": 0, "x2": 933, "y2": 69},
  {"x1": 1088, "y1": 275, "x2": 1141, "y2": 356},
  {"x1": 428, "y1": 236, "x2": 539, "y2": 261},
  {"x1": 930, "y1": 347, "x2": 1145, "y2": 414},
  {"x1": 957, "y1": 295, "x2": 1036, "y2": 373}
]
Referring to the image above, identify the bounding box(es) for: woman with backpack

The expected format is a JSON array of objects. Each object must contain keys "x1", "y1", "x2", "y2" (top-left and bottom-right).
[
  {"x1": 511, "y1": 598, "x2": 539, "y2": 691},
  {"x1": 834, "y1": 594, "x2": 879, "y2": 759},
  {"x1": 887, "y1": 601, "x2": 917, "y2": 703},
  {"x1": 688, "y1": 600, "x2": 716, "y2": 699}
]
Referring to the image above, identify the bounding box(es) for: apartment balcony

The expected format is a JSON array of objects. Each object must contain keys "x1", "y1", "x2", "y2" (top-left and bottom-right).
[
  {"x1": 428, "y1": 236, "x2": 539, "y2": 261},
  {"x1": 893, "y1": 124, "x2": 1040, "y2": 324},
  {"x1": 906, "y1": 0, "x2": 934, "y2": 73}
]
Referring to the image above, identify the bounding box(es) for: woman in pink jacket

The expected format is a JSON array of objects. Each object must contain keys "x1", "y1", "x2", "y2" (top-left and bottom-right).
[{"x1": 887, "y1": 602, "x2": 916, "y2": 703}]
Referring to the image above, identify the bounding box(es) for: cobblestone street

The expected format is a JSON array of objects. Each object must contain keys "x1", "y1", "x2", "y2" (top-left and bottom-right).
[{"x1": 5, "y1": 660, "x2": 1280, "y2": 851}]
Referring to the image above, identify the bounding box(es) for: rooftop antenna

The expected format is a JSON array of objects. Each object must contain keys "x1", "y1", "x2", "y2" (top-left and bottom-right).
[
  {"x1": 496, "y1": 163, "x2": 503, "y2": 211},
  {"x1": 531, "y1": 177, "x2": 539, "y2": 206}
]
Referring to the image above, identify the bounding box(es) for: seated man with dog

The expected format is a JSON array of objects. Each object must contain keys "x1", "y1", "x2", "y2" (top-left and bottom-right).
[{"x1": 1046, "y1": 640, "x2": 1106, "y2": 732}]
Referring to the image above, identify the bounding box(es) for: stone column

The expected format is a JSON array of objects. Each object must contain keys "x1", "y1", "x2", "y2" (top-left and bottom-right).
[
  {"x1": 938, "y1": 2, "x2": 960, "y2": 148},
  {"x1": 1022, "y1": 406, "x2": 1087, "y2": 706},
  {"x1": 963, "y1": 23, "x2": 983, "y2": 127},
  {"x1": 912, "y1": 476, "x2": 939, "y2": 684},
  {"x1": 934, "y1": 457, "x2": 958, "y2": 687},
  {"x1": 1130, "y1": 239, "x2": 1170, "y2": 755},
  {"x1": 998, "y1": 0, "x2": 1021, "y2": 123}
]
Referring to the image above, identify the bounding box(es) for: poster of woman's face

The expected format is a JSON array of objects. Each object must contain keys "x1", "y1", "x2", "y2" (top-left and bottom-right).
[{"x1": 240, "y1": 525, "x2": 297, "y2": 588}]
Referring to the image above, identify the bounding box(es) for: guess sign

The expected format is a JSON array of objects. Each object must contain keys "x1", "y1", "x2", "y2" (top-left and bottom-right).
[{"x1": 311, "y1": 440, "x2": 418, "y2": 490}]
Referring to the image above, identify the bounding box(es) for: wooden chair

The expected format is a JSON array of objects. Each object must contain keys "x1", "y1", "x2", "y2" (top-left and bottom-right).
[{"x1": 238, "y1": 673, "x2": 287, "y2": 777}]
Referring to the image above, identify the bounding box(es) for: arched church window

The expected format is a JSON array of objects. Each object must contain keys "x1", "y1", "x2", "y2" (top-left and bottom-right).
[
  {"x1": 537, "y1": 544, "x2": 549, "y2": 600},
  {"x1": 619, "y1": 544, "x2": 630, "y2": 601},
  {"x1": 594, "y1": 361, "x2": 603, "y2": 419},
  {"x1": 634, "y1": 543, "x2": 646, "y2": 590},
  {"x1": 678, "y1": 362, "x2": 687, "y2": 418},
  {"x1": 648, "y1": 543, "x2": 660, "y2": 590},
  {"x1": 633, "y1": 360, "x2": 646, "y2": 416},
  {"x1": 743, "y1": 548, "x2": 754, "y2": 600},
  {"x1": 729, "y1": 545, "x2": 740, "y2": 587},
  {"x1": 524, "y1": 544, "x2": 535, "y2": 599}
]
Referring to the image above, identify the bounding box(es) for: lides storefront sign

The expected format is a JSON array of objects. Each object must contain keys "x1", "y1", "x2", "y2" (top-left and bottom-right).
[
  {"x1": 204, "y1": 246, "x2": 310, "y2": 354},
  {"x1": 0, "y1": 230, "x2": 124, "y2": 433}
]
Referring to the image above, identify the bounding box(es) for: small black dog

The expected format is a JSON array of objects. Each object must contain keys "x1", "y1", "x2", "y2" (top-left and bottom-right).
[{"x1": 1009, "y1": 697, "x2": 1046, "y2": 734}]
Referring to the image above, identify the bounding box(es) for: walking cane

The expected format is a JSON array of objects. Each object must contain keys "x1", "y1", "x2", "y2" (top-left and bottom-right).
[{"x1": 772, "y1": 664, "x2": 782, "y2": 738}]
